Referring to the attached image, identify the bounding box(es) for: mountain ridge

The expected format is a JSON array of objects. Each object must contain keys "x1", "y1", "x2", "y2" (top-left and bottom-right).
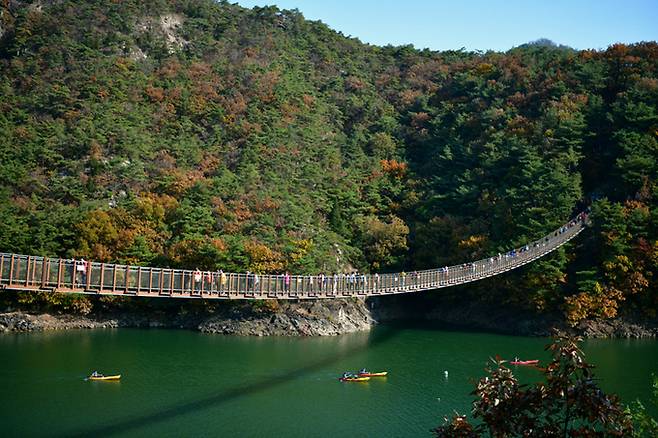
[{"x1": 0, "y1": 0, "x2": 656, "y2": 326}]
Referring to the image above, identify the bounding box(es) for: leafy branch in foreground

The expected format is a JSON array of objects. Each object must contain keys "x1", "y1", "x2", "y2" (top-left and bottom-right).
[
  {"x1": 432, "y1": 335, "x2": 633, "y2": 437},
  {"x1": 627, "y1": 375, "x2": 658, "y2": 437}
]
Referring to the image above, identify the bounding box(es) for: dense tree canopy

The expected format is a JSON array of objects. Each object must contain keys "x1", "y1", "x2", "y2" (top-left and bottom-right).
[{"x1": 0, "y1": 0, "x2": 656, "y2": 321}]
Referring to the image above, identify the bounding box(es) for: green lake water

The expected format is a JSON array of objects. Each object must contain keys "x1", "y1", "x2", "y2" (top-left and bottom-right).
[{"x1": 1, "y1": 325, "x2": 657, "y2": 437}]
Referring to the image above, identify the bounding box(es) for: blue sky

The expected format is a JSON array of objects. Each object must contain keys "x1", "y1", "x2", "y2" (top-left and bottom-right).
[{"x1": 235, "y1": 0, "x2": 658, "y2": 52}]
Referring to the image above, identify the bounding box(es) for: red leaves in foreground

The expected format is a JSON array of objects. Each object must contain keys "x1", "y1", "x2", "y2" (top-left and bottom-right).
[{"x1": 432, "y1": 335, "x2": 633, "y2": 437}]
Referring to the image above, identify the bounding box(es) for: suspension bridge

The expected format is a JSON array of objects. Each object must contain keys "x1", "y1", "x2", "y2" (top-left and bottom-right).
[{"x1": 0, "y1": 215, "x2": 586, "y2": 300}]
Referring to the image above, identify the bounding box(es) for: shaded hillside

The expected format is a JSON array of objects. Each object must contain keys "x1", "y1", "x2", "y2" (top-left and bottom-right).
[{"x1": 0, "y1": 0, "x2": 656, "y2": 324}]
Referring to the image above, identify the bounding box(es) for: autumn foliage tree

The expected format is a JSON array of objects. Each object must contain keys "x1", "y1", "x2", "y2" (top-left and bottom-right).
[
  {"x1": 0, "y1": 0, "x2": 655, "y2": 321},
  {"x1": 354, "y1": 215, "x2": 409, "y2": 270}
]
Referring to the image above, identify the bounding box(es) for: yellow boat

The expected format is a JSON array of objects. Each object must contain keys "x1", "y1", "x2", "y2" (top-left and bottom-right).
[
  {"x1": 358, "y1": 371, "x2": 387, "y2": 377},
  {"x1": 88, "y1": 374, "x2": 121, "y2": 381},
  {"x1": 339, "y1": 376, "x2": 370, "y2": 382}
]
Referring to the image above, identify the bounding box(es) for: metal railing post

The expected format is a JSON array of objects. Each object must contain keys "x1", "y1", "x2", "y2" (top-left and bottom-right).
[{"x1": 99, "y1": 263, "x2": 105, "y2": 293}]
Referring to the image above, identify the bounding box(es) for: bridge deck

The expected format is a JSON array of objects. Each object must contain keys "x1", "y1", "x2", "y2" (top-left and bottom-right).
[{"x1": 0, "y1": 217, "x2": 585, "y2": 300}]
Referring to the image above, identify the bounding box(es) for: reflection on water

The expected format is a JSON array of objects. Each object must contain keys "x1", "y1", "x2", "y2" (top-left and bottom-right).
[{"x1": 0, "y1": 326, "x2": 656, "y2": 437}]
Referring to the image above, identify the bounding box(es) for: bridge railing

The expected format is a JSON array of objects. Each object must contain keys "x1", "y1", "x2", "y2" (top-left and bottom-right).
[{"x1": 0, "y1": 214, "x2": 586, "y2": 299}]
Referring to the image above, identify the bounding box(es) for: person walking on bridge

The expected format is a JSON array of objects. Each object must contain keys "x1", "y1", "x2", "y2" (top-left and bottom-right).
[
  {"x1": 219, "y1": 269, "x2": 227, "y2": 294},
  {"x1": 75, "y1": 258, "x2": 88, "y2": 287},
  {"x1": 284, "y1": 272, "x2": 291, "y2": 292},
  {"x1": 193, "y1": 268, "x2": 202, "y2": 294}
]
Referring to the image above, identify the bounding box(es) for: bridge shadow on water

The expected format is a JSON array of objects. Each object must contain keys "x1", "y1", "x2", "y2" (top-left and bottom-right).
[{"x1": 64, "y1": 328, "x2": 399, "y2": 438}]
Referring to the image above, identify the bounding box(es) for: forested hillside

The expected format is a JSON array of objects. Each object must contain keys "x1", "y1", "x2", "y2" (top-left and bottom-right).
[{"x1": 0, "y1": 0, "x2": 656, "y2": 324}]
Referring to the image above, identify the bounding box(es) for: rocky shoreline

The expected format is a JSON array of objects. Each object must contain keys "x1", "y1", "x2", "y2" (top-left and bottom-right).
[
  {"x1": 1, "y1": 297, "x2": 656, "y2": 338},
  {"x1": 0, "y1": 298, "x2": 374, "y2": 336},
  {"x1": 198, "y1": 300, "x2": 374, "y2": 336},
  {"x1": 574, "y1": 317, "x2": 658, "y2": 339},
  {"x1": 370, "y1": 295, "x2": 658, "y2": 339},
  {"x1": 416, "y1": 301, "x2": 658, "y2": 339}
]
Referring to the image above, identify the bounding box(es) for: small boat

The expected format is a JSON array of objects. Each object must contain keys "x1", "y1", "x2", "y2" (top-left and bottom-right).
[
  {"x1": 510, "y1": 360, "x2": 539, "y2": 366},
  {"x1": 339, "y1": 376, "x2": 370, "y2": 382},
  {"x1": 87, "y1": 374, "x2": 121, "y2": 381},
  {"x1": 358, "y1": 371, "x2": 388, "y2": 377}
]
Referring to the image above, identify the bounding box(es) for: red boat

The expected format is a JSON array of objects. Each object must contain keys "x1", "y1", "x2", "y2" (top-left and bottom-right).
[{"x1": 510, "y1": 359, "x2": 539, "y2": 366}]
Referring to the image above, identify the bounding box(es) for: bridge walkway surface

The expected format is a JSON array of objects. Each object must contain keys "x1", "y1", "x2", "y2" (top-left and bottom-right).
[{"x1": 0, "y1": 215, "x2": 586, "y2": 300}]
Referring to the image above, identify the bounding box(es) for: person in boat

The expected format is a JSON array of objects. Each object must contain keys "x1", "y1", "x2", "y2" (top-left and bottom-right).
[
  {"x1": 359, "y1": 368, "x2": 367, "y2": 374},
  {"x1": 342, "y1": 372, "x2": 351, "y2": 379},
  {"x1": 91, "y1": 371, "x2": 101, "y2": 377}
]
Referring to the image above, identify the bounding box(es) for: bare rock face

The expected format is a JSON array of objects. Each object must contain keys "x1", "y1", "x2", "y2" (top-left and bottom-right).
[
  {"x1": 127, "y1": 44, "x2": 147, "y2": 61},
  {"x1": 0, "y1": 312, "x2": 119, "y2": 331},
  {"x1": 0, "y1": 298, "x2": 375, "y2": 336},
  {"x1": 0, "y1": 312, "x2": 37, "y2": 332},
  {"x1": 198, "y1": 299, "x2": 375, "y2": 336},
  {"x1": 134, "y1": 13, "x2": 187, "y2": 55},
  {"x1": 576, "y1": 318, "x2": 658, "y2": 338},
  {"x1": 159, "y1": 13, "x2": 185, "y2": 53}
]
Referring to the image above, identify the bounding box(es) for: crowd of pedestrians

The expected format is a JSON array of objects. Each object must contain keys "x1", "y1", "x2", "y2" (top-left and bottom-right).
[{"x1": 63, "y1": 213, "x2": 588, "y2": 295}]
